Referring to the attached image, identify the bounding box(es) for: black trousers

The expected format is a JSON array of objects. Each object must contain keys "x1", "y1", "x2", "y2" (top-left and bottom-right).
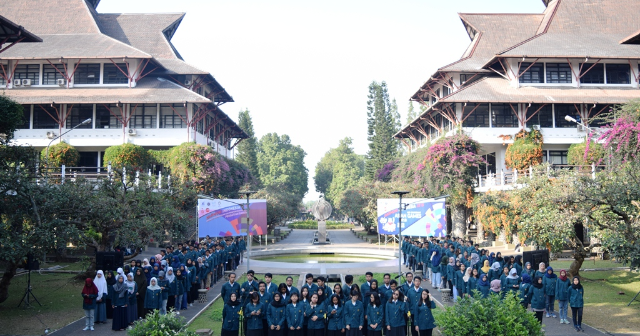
[
  {"x1": 571, "y1": 307, "x2": 583, "y2": 326},
  {"x1": 534, "y1": 311, "x2": 544, "y2": 324}
]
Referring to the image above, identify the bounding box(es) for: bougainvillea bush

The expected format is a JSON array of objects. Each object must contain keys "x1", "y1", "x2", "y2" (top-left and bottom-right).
[
  {"x1": 505, "y1": 129, "x2": 543, "y2": 171},
  {"x1": 40, "y1": 142, "x2": 79, "y2": 167},
  {"x1": 598, "y1": 116, "x2": 640, "y2": 164},
  {"x1": 103, "y1": 143, "x2": 150, "y2": 170}
]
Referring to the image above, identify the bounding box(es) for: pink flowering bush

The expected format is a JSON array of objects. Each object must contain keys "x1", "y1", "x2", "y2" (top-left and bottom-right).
[{"x1": 598, "y1": 116, "x2": 640, "y2": 164}]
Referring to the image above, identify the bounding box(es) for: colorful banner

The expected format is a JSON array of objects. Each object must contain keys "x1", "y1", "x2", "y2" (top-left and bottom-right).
[
  {"x1": 377, "y1": 198, "x2": 447, "y2": 237},
  {"x1": 197, "y1": 199, "x2": 267, "y2": 238}
]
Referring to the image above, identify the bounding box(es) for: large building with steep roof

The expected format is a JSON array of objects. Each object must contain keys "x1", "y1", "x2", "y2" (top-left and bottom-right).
[
  {"x1": 396, "y1": 0, "x2": 640, "y2": 191},
  {"x1": 1, "y1": 0, "x2": 245, "y2": 168}
]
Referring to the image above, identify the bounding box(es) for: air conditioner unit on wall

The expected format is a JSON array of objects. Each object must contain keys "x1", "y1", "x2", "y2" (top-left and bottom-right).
[
  {"x1": 21, "y1": 79, "x2": 32, "y2": 86},
  {"x1": 184, "y1": 79, "x2": 192, "y2": 86},
  {"x1": 532, "y1": 125, "x2": 541, "y2": 131},
  {"x1": 13, "y1": 79, "x2": 21, "y2": 87},
  {"x1": 46, "y1": 131, "x2": 56, "y2": 139},
  {"x1": 128, "y1": 128, "x2": 137, "y2": 136},
  {"x1": 56, "y1": 78, "x2": 66, "y2": 86}
]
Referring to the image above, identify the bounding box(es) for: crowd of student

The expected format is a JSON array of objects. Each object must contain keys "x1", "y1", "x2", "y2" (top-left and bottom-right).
[
  {"x1": 79, "y1": 236, "x2": 247, "y2": 331},
  {"x1": 220, "y1": 271, "x2": 437, "y2": 336},
  {"x1": 400, "y1": 236, "x2": 586, "y2": 332}
]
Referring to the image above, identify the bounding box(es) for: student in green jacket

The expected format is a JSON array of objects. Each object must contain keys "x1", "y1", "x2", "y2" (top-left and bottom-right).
[
  {"x1": 477, "y1": 273, "x2": 491, "y2": 298},
  {"x1": 413, "y1": 289, "x2": 437, "y2": 336},
  {"x1": 530, "y1": 276, "x2": 546, "y2": 325},
  {"x1": 543, "y1": 267, "x2": 558, "y2": 318},
  {"x1": 569, "y1": 276, "x2": 584, "y2": 332},
  {"x1": 267, "y1": 292, "x2": 287, "y2": 335},
  {"x1": 555, "y1": 269, "x2": 571, "y2": 325},
  {"x1": 285, "y1": 293, "x2": 305, "y2": 336},
  {"x1": 326, "y1": 294, "x2": 344, "y2": 335}
]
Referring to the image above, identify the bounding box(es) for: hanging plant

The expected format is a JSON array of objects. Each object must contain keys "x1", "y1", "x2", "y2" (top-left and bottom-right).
[
  {"x1": 40, "y1": 142, "x2": 79, "y2": 167},
  {"x1": 505, "y1": 129, "x2": 543, "y2": 171}
]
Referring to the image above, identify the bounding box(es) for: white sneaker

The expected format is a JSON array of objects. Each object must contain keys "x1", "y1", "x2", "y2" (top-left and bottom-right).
[
  {"x1": 190, "y1": 303, "x2": 193, "y2": 307},
  {"x1": 90, "y1": 327, "x2": 94, "y2": 331},
  {"x1": 83, "y1": 327, "x2": 89, "y2": 331},
  {"x1": 546, "y1": 313, "x2": 550, "y2": 318}
]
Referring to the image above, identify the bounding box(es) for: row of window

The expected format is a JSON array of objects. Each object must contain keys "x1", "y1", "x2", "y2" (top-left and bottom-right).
[
  {"x1": 477, "y1": 150, "x2": 567, "y2": 176},
  {"x1": 519, "y1": 62, "x2": 631, "y2": 85},
  {"x1": 5, "y1": 63, "x2": 129, "y2": 86},
  {"x1": 462, "y1": 103, "x2": 608, "y2": 128}
]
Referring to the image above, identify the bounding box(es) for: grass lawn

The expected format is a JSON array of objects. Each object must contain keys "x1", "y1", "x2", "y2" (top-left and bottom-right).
[
  {"x1": 550, "y1": 259, "x2": 626, "y2": 270},
  {"x1": 580, "y1": 270, "x2": 640, "y2": 334},
  {"x1": 0, "y1": 272, "x2": 85, "y2": 335},
  {"x1": 187, "y1": 274, "x2": 298, "y2": 333}
]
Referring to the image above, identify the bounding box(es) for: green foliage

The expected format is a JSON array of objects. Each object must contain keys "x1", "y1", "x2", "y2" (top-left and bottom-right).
[
  {"x1": 505, "y1": 129, "x2": 543, "y2": 171},
  {"x1": 567, "y1": 140, "x2": 605, "y2": 166},
  {"x1": 406, "y1": 101, "x2": 418, "y2": 124},
  {"x1": 41, "y1": 141, "x2": 80, "y2": 167},
  {"x1": 254, "y1": 182, "x2": 301, "y2": 231},
  {"x1": 0, "y1": 95, "x2": 24, "y2": 144},
  {"x1": 103, "y1": 143, "x2": 150, "y2": 170},
  {"x1": 365, "y1": 81, "x2": 400, "y2": 180},
  {"x1": 128, "y1": 310, "x2": 197, "y2": 336},
  {"x1": 236, "y1": 109, "x2": 260, "y2": 181},
  {"x1": 435, "y1": 291, "x2": 543, "y2": 336},
  {"x1": 314, "y1": 137, "x2": 364, "y2": 205},
  {"x1": 257, "y1": 133, "x2": 308, "y2": 199}
]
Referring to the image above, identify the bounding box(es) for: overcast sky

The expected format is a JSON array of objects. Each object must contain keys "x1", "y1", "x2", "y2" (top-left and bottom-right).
[{"x1": 98, "y1": 0, "x2": 545, "y2": 201}]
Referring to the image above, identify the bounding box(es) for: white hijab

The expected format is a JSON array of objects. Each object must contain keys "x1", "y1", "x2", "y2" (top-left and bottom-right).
[
  {"x1": 148, "y1": 277, "x2": 161, "y2": 291},
  {"x1": 125, "y1": 273, "x2": 136, "y2": 294},
  {"x1": 165, "y1": 267, "x2": 175, "y2": 283},
  {"x1": 93, "y1": 270, "x2": 108, "y2": 300}
]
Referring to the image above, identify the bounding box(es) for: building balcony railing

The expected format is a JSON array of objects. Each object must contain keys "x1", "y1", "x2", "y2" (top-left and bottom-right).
[{"x1": 475, "y1": 164, "x2": 606, "y2": 192}]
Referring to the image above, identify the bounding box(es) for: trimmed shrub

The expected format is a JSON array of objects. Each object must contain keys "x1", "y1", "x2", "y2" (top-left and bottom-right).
[
  {"x1": 567, "y1": 140, "x2": 605, "y2": 166},
  {"x1": 40, "y1": 142, "x2": 79, "y2": 167},
  {"x1": 128, "y1": 310, "x2": 196, "y2": 336},
  {"x1": 103, "y1": 143, "x2": 150, "y2": 170},
  {"x1": 505, "y1": 130, "x2": 543, "y2": 171}
]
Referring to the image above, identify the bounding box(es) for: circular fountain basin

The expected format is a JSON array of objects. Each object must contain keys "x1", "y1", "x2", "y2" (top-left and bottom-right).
[{"x1": 251, "y1": 253, "x2": 395, "y2": 264}]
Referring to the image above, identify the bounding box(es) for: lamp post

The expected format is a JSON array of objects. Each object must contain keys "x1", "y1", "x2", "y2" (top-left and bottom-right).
[
  {"x1": 239, "y1": 191, "x2": 256, "y2": 271},
  {"x1": 391, "y1": 191, "x2": 409, "y2": 276},
  {"x1": 44, "y1": 118, "x2": 92, "y2": 166}
]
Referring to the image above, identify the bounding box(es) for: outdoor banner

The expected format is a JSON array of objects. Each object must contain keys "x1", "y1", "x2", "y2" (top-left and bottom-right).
[
  {"x1": 377, "y1": 198, "x2": 447, "y2": 237},
  {"x1": 197, "y1": 199, "x2": 267, "y2": 238}
]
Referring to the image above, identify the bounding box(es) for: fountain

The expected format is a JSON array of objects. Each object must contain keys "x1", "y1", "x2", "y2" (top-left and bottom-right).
[{"x1": 311, "y1": 195, "x2": 332, "y2": 244}]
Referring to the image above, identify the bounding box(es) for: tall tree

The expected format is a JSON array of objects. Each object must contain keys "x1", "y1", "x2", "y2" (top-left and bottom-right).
[
  {"x1": 406, "y1": 101, "x2": 418, "y2": 124},
  {"x1": 257, "y1": 133, "x2": 308, "y2": 200},
  {"x1": 236, "y1": 109, "x2": 259, "y2": 181},
  {"x1": 314, "y1": 137, "x2": 365, "y2": 204},
  {"x1": 365, "y1": 81, "x2": 400, "y2": 180}
]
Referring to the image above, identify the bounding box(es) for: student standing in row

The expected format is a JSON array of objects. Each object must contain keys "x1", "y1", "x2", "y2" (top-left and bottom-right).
[
  {"x1": 105, "y1": 271, "x2": 116, "y2": 319},
  {"x1": 144, "y1": 277, "x2": 162, "y2": 315},
  {"x1": 570, "y1": 277, "x2": 584, "y2": 332},
  {"x1": 327, "y1": 294, "x2": 345, "y2": 336},
  {"x1": 385, "y1": 290, "x2": 406, "y2": 336},
  {"x1": 344, "y1": 291, "x2": 363, "y2": 336},
  {"x1": 125, "y1": 273, "x2": 138, "y2": 324},
  {"x1": 111, "y1": 275, "x2": 129, "y2": 331},
  {"x1": 413, "y1": 290, "x2": 436, "y2": 336},
  {"x1": 306, "y1": 293, "x2": 326, "y2": 336},
  {"x1": 267, "y1": 292, "x2": 286, "y2": 336},
  {"x1": 245, "y1": 292, "x2": 264, "y2": 336},
  {"x1": 222, "y1": 293, "x2": 241, "y2": 336},
  {"x1": 366, "y1": 293, "x2": 383, "y2": 336},
  {"x1": 285, "y1": 293, "x2": 304, "y2": 336},
  {"x1": 81, "y1": 278, "x2": 99, "y2": 331},
  {"x1": 93, "y1": 271, "x2": 108, "y2": 324},
  {"x1": 556, "y1": 269, "x2": 571, "y2": 325}
]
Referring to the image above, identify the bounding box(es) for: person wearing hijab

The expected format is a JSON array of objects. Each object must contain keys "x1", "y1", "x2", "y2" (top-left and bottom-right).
[
  {"x1": 523, "y1": 262, "x2": 535, "y2": 280},
  {"x1": 505, "y1": 268, "x2": 520, "y2": 295},
  {"x1": 222, "y1": 293, "x2": 242, "y2": 336},
  {"x1": 171, "y1": 255, "x2": 181, "y2": 270},
  {"x1": 134, "y1": 268, "x2": 148, "y2": 319},
  {"x1": 142, "y1": 258, "x2": 150, "y2": 268},
  {"x1": 150, "y1": 263, "x2": 160, "y2": 279},
  {"x1": 440, "y1": 254, "x2": 450, "y2": 289},
  {"x1": 469, "y1": 253, "x2": 480, "y2": 271},
  {"x1": 125, "y1": 273, "x2": 138, "y2": 324},
  {"x1": 477, "y1": 273, "x2": 491, "y2": 298},
  {"x1": 536, "y1": 262, "x2": 547, "y2": 279},
  {"x1": 267, "y1": 292, "x2": 287, "y2": 336},
  {"x1": 446, "y1": 257, "x2": 456, "y2": 293},
  {"x1": 430, "y1": 249, "x2": 442, "y2": 289},
  {"x1": 111, "y1": 275, "x2": 129, "y2": 331},
  {"x1": 144, "y1": 277, "x2": 163, "y2": 316},
  {"x1": 174, "y1": 269, "x2": 186, "y2": 312},
  {"x1": 105, "y1": 271, "x2": 116, "y2": 319},
  {"x1": 480, "y1": 260, "x2": 491, "y2": 275},
  {"x1": 116, "y1": 267, "x2": 125, "y2": 279},
  {"x1": 488, "y1": 252, "x2": 495, "y2": 266},
  {"x1": 165, "y1": 267, "x2": 177, "y2": 311},
  {"x1": 530, "y1": 276, "x2": 546, "y2": 325},
  {"x1": 468, "y1": 269, "x2": 479, "y2": 298},
  {"x1": 489, "y1": 262, "x2": 502, "y2": 282},
  {"x1": 495, "y1": 252, "x2": 504, "y2": 269},
  {"x1": 82, "y1": 278, "x2": 99, "y2": 331},
  {"x1": 187, "y1": 259, "x2": 199, "y2": 307},
  {"x1": 513, "y1": 255, "x2": 523, "y2": 276},
  {"x1": 555, "y1": 269, "x2": 571, "y2": 325},
  {"x1": 157, "y1": 271, "x2": 169, "y2": 315},
  {"x1": 93, "y1": 271, "x2": 108, "y2": 324},
  {"x1": 179, "y1": 264, "x2": 190, "y2": 310},
  {"x1": 543, "y1": 266, "x2": 558, "y2": 318},
  {"x1": 569, "y1": 276, "x2": 584, "y2": 332},
  {"x1": 519, "y1": 273, "x2": 533, "y2": 309},
  {"x1": 489, "y1": 279, "x2": 501, "y2": 296},
  {"x1": 143, "y1": 266, "x2": 152, "y2": 285}
]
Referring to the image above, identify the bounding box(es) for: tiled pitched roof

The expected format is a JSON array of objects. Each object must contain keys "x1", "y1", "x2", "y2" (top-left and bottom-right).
[
  {"x1": 497, "y1": 0, "x2": 640, "y2": 59},
  {"x1": 439, "y1": 77, "x2": 640, "y2": 104},
  {"x1": 441, "y1": 14, "x2": 543, "y2": 72},
  {"x1": 0, "y1": 34, "x2": 151, "y2": 59},
  {"x1": 97, "y1": 13, "x2": 185, "y2": 59},
  {"x1": 0, "y1": 0, "x2": 100, "y2": 34},
  {"x1": 0, "y1": 14, "x2": 42, "y2": 43},
  {"x1": 1, "y1": 77, "x2": 210, "y2": 104},
  {"x1": 153, "y1": 59, "x2": 209, "y2": 75}
]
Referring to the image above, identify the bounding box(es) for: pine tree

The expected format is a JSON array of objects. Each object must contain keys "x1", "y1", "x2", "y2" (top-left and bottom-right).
[
  {"x1": 236, "y1": 109, "x2": 259, "y2": 181},
  {"x1": 365, "y1": 81, "x2": 400, "y2": 180},
  {"x1": 406, "y1": 101, "x2": 418, "y2": 124}
]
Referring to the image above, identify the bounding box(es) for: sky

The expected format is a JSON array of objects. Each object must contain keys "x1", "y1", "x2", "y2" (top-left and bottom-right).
[{"x1": 98, "y1": 0, "x2": 545, "y2": 202}]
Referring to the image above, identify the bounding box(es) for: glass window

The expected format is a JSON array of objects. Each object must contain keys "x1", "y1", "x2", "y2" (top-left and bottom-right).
[
  {"x1": 519, "y1": 62, "x2": 544, "y2": 84},
  {"x1": 43, "y1": 64, "x2": 66, "y2": 85},
  {"x1": 103, "y1": 63, "x2": 129, "y2": 84},
  {"x1": 74, "y1": 64, "x2": 100, "y2": 84},
  {"x1": 160, "y1": 104, "x2": 186, "y2": 128},
  {"x1": 462, "y1": 103, "x2": 489, "y2": 127},
  {"x1": 491, "y1": 103, "x2": 519, "y2": 127},
  {"x1": 554, "y1": 104, "x2": 577, "y2": 128},
  {"x1": 77, "y1": 152, "x2": 98, "y2": 170},
  {"x1": 586, "y1": 104, "x2": 611, "y2": 128},
  {"x1": 13, "y1": 64, "x2": 40, "y2": 83},
  {"x1": 66, "y1": 104, "x2": 93, "y2": 129},
  {"x1": 606, "y1": 64, "x2": 630, "y2": 84},
  {"x1": 548, "y1": 150, "x2": 568, "y2": 165},
  {"x1": 96, "y1": 104, "x2": 123, "y2": 129},
  {"x1": 579, "y1": 63, "x2": 604, "y2": 84},
  {"x1": 33, "y1": 105, "x2": 59, "y2": 129},
  {"x1": 19, "y1": 105, "x2": 31, "y2": 129},
  {"x1": 478, "y1": 152, "x2": 496, "y2": 175},
  {"x1": 526, "y1": 104, "x2": 553, "y2": 128},
  {"x1": 546, "y1": 63, "x2": 572, "y2": 83},
  {"x1": 131, "y1": 104, "x2": 157, "y2": 129}
]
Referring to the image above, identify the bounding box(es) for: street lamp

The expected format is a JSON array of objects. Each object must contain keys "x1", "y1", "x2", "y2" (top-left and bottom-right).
[
  {"x1": 239, "y1": 190, "x2": 256, "y2": 271},
  {"x1": 44, "y1": 118, "x2": 92, "y2": 167},
  {"x1": 391, "y1": 190, "x2": 409, "y2": 276},
  {"x1": 564, "y1": 115, "x2": 597, "y2": 133}
]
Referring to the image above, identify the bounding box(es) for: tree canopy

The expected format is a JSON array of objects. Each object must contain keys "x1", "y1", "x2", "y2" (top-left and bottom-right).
[
  {"x1": 314, "y1": 137, "x2": 364, "y2": 205},
  {"x1": 236, "y1": 109, "x2": 259, "y2": 181},
  {"x1": 257, "y1": 133, "x2": 308, "y2": 200}
]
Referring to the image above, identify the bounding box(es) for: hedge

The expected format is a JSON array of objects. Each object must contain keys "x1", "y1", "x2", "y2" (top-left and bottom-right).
[{"x1": 40, "y1": 142, "x2": 79, "y2": 167}]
